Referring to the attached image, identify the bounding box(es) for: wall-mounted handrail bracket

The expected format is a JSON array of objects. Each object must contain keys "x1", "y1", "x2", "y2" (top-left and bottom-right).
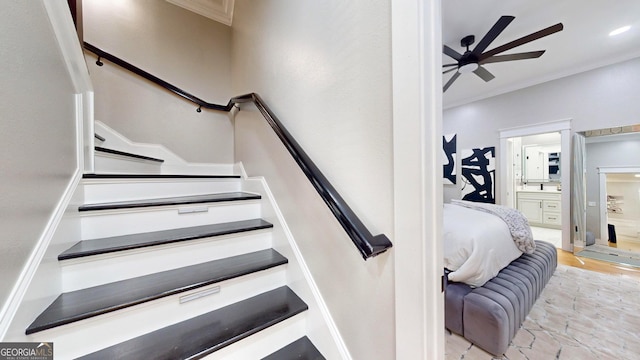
[{"x1": 82, "y1": 42, "x2": 393, "y2": 260}]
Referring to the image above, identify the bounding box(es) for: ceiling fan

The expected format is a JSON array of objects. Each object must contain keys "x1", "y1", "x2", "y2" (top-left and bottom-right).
[{"x1": 443, "y1": 16, "x2": 563, "y2": 92}]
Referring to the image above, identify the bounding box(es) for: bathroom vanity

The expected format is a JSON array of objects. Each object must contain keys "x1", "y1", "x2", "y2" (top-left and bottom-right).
[{"x1": 517, "y1": 190, "x2": 562, "y2": 228}]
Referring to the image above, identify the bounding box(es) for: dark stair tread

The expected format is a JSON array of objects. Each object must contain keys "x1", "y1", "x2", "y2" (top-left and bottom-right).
[
  {"x1": 94, "y1": 133, "x2": 106, "y2": 142},
  {"x1": 78, "y1": 192, "x2": 261, "y2": 212},
  {"x1": 59, "y1": 219, "x2": 273, "y2": 260},
  {"x1": 95, "y1": 146, "x2": 164, "y2": 163},
  {"x1": 83, "y1": 173, "x2": 241, "y2": 179},
  {"x1": 262, "y1": 336, "x2": 325, "y2": 360},
  {"x1": 77, "y1": 286, "x2": 307, "y2": 360},
  {"x1": 26, "y1": 249, "x2": 288, "y2": 334}
]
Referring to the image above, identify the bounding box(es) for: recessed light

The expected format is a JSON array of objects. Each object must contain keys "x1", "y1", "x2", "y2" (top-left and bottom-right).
[
  {"x1": 609, "y1": 25, "x2": 631, "y2": 37},
  {"x1": 635, "y1": 174, "x2": 640, "y2": 178}
]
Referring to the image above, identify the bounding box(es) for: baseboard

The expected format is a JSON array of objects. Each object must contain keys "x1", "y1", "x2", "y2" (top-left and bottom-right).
[
  {"x1": 237, "y1": 163, "x2": 352, "y2": 360},
  {"x1": 0, "y1": 169, "x2": 82, "y2": 340}
]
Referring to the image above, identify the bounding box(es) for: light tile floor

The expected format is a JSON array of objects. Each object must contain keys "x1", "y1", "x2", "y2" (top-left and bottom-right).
[{"x1": 530, "y1": 226, "x2": 562, "y2": 248}]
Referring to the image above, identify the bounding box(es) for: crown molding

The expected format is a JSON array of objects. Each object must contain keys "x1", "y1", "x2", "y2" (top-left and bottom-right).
[{"x1": 166, "y1": 0, "x2": 235, "y2": 26}]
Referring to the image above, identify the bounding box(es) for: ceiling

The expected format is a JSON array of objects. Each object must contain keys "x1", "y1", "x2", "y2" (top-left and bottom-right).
[{"x1": 442, "y1": 0, "x2": 640, "y2": 108}]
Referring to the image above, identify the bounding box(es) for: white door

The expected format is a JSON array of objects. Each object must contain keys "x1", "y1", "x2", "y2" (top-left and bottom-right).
[{"x1": 572, "y1": 133, "x2": 586, "y2": 251}]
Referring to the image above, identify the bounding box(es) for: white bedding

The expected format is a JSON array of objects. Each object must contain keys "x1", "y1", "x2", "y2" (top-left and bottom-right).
[{"x1": 443, "y1": 203, "x2": 522, "y2": 287}]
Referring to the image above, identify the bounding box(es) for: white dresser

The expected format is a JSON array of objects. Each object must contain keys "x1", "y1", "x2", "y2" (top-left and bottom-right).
[{"x1": 517, "y1": 190, "x2": 561, "y2": 229}]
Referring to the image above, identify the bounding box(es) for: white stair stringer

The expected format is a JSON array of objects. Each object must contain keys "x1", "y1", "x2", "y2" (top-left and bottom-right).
[
  {"x1": 26, "y1": 267, "x2": 287, "y2": 359},
  {"x1": 240, "y1": 169, "x2": 351, "y2": 360},
  {"x1": 93, "y1": 120, "x2": 236, "y2": 175}
]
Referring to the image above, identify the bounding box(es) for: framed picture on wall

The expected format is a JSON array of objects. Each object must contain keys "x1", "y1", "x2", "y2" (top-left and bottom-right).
[
  {"x1": 443, "y1": 134, "x2": 457, "y2": 185},
  {"x1": 460, "y1": 147, "x2": 495, "y2": 203}
]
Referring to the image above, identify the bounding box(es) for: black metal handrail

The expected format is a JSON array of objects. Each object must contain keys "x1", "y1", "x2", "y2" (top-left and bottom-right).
[
  {"x1": 83, "y1": 42, "x2": 392, "y2": 259},
  {"x1": 84, "y1": 42, "x2": 232, "y2": 112}
]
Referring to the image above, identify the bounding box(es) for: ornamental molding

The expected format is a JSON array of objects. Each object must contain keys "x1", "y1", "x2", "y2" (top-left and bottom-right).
[{"x1": 166, "y1": 0, "x2": 235, "y2": 26}]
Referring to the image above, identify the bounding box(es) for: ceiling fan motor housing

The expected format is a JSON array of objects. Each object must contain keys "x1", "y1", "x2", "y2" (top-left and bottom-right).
[
  {"x1": 459, "y1": 52, "x2": 479, "y2": 68},
  {"x1": 458, "y1": 35, "x2": 480, "y2": 70}
]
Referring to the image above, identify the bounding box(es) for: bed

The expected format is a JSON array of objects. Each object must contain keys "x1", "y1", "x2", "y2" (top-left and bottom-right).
[
  {"x1": 443, "y1": 200, "x2": 536, "y2": 287},
  {"x1": 443, "y1": 200, "x2": 557, "y2": 356}
]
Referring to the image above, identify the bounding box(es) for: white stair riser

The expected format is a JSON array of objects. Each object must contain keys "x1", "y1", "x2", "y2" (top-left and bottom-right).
[
  {"x1": 61, "y1": 231, "x2": 273, "y2": 292},
  {"x1": 28, "y1": 268, "x2": 287, "y2": 359},
  {"x1": 94, "y1": 154, "x2": 162, "y2": 174},
  {"x1": 83, "y1": 179, "x2": 242, "y2": 204},
  {"x1": 203, "y1": 314, "x2": 307, "y2": 360},
  {"x1": 80, "y1": 202, "x2": 262, "y2": 239},
  {"x1": 160, "y1": 164, "x2": 237, "y2": 175}
]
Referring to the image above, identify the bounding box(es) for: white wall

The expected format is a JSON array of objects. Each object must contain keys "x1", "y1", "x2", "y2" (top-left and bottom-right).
[
  {"x1": 585, "y1": 137, "x2": 640, "y2": 238},
  {"x1": 83, "y1": 0, "x2": 234, "y2": 163},
  {"x1": 607, "y1": 182, "x2": 640, "y2": 221},
  {"x1": 444, "y1": 57, "x2": 640, "y2": 203},
  {"x1": 0, "y1": 1, "x2": 79, "y2": 331},
  {"x1": 231, "y1": 1, "x2": 395, "y2": 359}
]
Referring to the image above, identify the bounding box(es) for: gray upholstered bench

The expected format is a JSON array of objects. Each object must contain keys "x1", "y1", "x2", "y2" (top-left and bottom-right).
[{"x1": 445, "y1": 240, "x2": 557, "y2": 356}]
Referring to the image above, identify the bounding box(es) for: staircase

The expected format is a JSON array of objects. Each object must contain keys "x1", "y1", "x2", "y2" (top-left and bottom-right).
[{"x1": 22, "y1": 138, "x2": 330, "y2": 358}]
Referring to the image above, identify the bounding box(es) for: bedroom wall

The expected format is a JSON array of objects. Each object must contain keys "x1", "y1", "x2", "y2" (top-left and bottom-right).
[
  {"x1": 585, "y1": 134, "x2": 640, "y2": 239},
  {"x1": 443, "y1": 56, "x2": 640, "y2": 203},
  {"x1": 83, "y1": 0, "x2": 234, "y2": 163}
]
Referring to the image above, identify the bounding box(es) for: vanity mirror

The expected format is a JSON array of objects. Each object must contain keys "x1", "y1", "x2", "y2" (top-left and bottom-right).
[{"x1": 520, "y1": 133, "x2": 562, "y2": 183}]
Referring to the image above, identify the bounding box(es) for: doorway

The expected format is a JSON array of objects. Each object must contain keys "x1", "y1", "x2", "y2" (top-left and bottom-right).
[
  {"x1": 572, "y1": 127, "x2": 640, "y2": 266},
  {"x1": 600, "y1": 169, "x2": 640, "y2": 250},
  {"x1": 499, "y1": 120, "x2": 571, "y2": 251}
]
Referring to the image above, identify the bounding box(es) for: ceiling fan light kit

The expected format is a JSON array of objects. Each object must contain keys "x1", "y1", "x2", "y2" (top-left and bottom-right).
[
  {"x1": 442, "y1": 15, "x2": 564, "y2": 92},
  {"x1": 458, "y1": 63, "x2": 478, "y2": 74}
]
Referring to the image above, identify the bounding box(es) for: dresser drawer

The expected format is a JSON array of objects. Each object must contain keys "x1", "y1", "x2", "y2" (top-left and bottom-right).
[
  {"x1": 543, "y1": 200, "x2": 560, "y2": 212},
  {"x1": 543, "y1": 213, "x2": 561, "y2": 225}
]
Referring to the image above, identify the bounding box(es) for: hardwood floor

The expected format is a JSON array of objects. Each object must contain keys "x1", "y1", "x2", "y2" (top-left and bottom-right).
[
  {"x1": 557, "y1": 248, "x2": 640, "y2": 280},
  {"x1": 609, "y1": 238, "x2": 640, "y2": 252}
]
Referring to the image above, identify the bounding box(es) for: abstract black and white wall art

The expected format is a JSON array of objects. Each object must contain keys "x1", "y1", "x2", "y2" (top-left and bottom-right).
[
  {"x1": 443, "y1": 134, "x2": 457, "y2": 185},
  {"x1": 460, "y1": 147, "x2": 495, "y2": 203}
]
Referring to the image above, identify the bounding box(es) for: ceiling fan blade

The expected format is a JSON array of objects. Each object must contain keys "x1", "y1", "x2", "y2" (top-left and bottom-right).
[
  {"x1": 443, "y1": 67, "x2": 458, "y2": 75},
  {"x1": 473, "y1": 66, "x2": 495, "y2": 82},
  {"x1": 443, "y1": 63, "x2": 458, "y2": 68},
  {"x1": 480, "y1": 50, "x2": 546, "y2": 64},
  {"x1": 472, "y1": 15, "x2": 515, "y2": 55},
  {"x1": 443, "y1": 72, "x2": 461, "y2": 92},
  {"x1": 443, "y1": 45, "x2": 463, "y2": 60},
  {"x1": 479, "y1": 23, "x2": 563, "y2": 61}
]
